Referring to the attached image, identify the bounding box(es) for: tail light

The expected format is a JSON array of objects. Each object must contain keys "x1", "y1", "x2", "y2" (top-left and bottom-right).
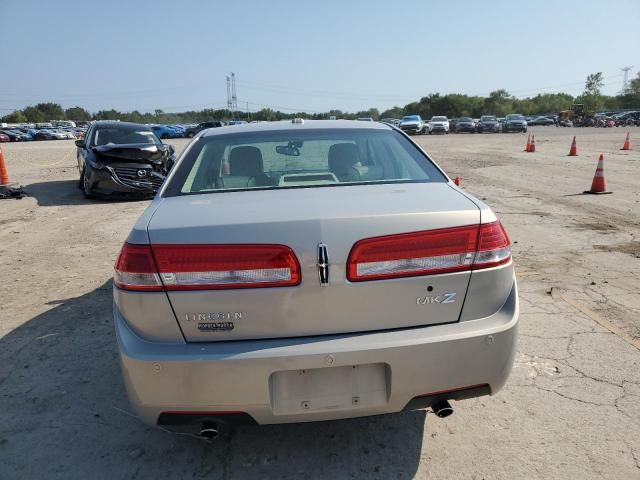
[
  {"x1": 114, "y1": 244, "x2": 163, "y2": 291},
  {"x1": 347, "y1": 221, "x2": 511, "y2": 282},
  {"x1": 114, "y1": 243, "x2": 301, "y2": 291}
]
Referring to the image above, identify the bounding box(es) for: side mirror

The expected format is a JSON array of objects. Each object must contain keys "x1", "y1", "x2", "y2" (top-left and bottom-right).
[{"x1": 75, "y1": 139, "x2": 85, "y2": 148}]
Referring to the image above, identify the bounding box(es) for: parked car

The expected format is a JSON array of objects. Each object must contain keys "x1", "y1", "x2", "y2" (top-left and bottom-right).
[
  {"x1": 113, "y1": 119, "x2": 518, "y2": 434},
  {"x1": 399, "y1": 115, "x2": 425, "y2": 135},
  {"x1": 614, "y1": 111, "x2": 640, "y2": 127},
  {"x1": 527, "y1": 116, "x2": 554, "y2": 126},
  {"x1": 455, "y1": 117, "x2": 476, "y2": 133},
  {"x1": 48, "y1": 130, "x2": 69, "y2": 140},
  {"x1": 476, "y1": 115, "x2": 499, "y2": 133},
  {"x1": 76, "y1": 121, "x2": 175, "y2": 199},
  {"x1": 502, "y1": 114, "x2": 527, "y2": 133},
  {"x1": 151, "y1": 125, "x2": 181, "y2": 139},
  {"x1": 356, "y1": 117, "x2": 374, "y2": 122},
  {"x1": 28, "y1": 129, "x2": 56, "y2": 141},
  {"x1": 186, "y1": 121, "x2": 225, "y2": 138},
  {"x1": 428, "y1": 116, "x2": 450, "y2": 134},
  {"x1": 0, "y1": 133, "x2": 9, "y2": 143},
  {"x1": 0, "y1": 129, "x2": 31, "y2": 141}
]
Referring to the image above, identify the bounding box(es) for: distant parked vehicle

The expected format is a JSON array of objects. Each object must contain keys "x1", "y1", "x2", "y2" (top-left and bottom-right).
[
  {"x1": 0, "y1": 129, "x2": 31, "y2": 141},
  {"x1": 614, "y1": 111, "x2": 640, "y2": 127},
  {"x1": 379, "y1": 118, "x2": 398, "y2": 126},
  {"x1": 0, "y1": 133, "x2": 9, "y2": 143},
  {"x1": 454, "y1": 117, "x2": 476, "y2": 133},
  {"x1": 357, "y1": 117, "x2": 374, "y2": 122},
  {"x1": 228, "y1": 120, "x2": 248, "y2": 126},
  {"x1": 28, "y1": 129, "x2": 55, "y2": 141},
  {"x1": 399, "y1": 115, "x2": 425, "y2": 135},
  {"x1": 428, "y1": 116, "x2": 450, "y2": 134},
  {"x1": 476, "y1": 115, "x2": 499, "y2": 133},
  {"x1": 76, "y1": 121, "x2": 175, "y2": 199},
  {"x1": 502, "y1": 114, "x2": 527, "y2": 133},
  {"x1": 186, "y1": 121, "x2": 225, "y2": 138},
  {"x1": 151, "y1": 125, "x2": 181, "y2": 139},
  {"x1": 528, "y1": 116, "x2": 554, "y2": 126}
]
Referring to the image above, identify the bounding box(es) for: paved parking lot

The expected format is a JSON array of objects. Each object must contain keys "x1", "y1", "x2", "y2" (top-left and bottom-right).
[{"x1": 0, "y1": 127, "x2": 639, "y2": 479}]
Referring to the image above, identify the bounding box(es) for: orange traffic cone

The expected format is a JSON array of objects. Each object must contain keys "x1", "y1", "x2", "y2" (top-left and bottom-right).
[
  {"x1": 568, "y1": 136, "x2": 578, "y2": 156},
  {"x1": 524, "y1": 135, "x2": 531, "y2": 152},
  {"x1": 621, "y1": 132, "x2": 631, "y2": 150},
  {"x1": 528, "y1": 135, "x2": 536, "y2": 153},
  {"x1": 453, "y1": 176, "x2": 461, "y2": 186},
  {"x1": 584, "y1": 154, "x2": 612, "y2": 195},
  {"x1": 0, "y1": 147, "x2": 9, "y2": 185}
]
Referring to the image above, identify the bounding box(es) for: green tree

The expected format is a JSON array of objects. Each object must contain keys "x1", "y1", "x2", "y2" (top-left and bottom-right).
[
  {"x1": 65, "y1": 106, "x2": 91, "y2": 121},
  {"x1": 34, "y1": 102, "x2": 65, "y2": 120},
  {"x1": 23, "y1": 106, "x2": 46, "y2": 123},
  {"x1": 1, "y1": 110, "x2": 28, "y2": 123},
  {"x1": 579, "y1": 72, "x2": 605, "y2": 112}
]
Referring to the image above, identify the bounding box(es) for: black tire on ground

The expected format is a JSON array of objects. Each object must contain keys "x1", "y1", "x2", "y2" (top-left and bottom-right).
[
  {"x1": 187, "y1": 132, "x2": 195, "y2": 138},
  {"x1": 81, "y1": 169, "x2": 94, "y2": 199}
]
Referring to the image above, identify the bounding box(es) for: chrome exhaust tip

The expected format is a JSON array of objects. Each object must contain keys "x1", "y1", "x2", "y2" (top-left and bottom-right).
[
  {"x1": 200, "y1": 422, "x2": 219, "y2": 440},
  {"x1": 432, "y1": 400, "x2": 454, "y2": 418}
]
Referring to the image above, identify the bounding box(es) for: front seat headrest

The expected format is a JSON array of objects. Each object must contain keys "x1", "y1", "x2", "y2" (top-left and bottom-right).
[
  {"x1": 229, "y1": 146, "x2": 264, "y2": 176},
  {"x1": 328, "y1": 143, "x2": 360, "y2": 177}
]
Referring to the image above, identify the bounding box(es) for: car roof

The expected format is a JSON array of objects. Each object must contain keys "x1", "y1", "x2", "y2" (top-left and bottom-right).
[
  {"x1": 92, "y1": 121, "x2": 153, "y2": 130},
  {"x1": 200, "y1": 119, "x2": 392, "y2": 137}
]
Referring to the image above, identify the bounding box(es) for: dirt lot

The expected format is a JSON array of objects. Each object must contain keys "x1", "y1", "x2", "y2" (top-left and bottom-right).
[{"x1": 1, "y1": 127, "x2": 639, "y2": 479}]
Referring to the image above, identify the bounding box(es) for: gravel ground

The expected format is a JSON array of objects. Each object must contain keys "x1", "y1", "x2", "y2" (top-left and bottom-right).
[{"x1": 0, "y1": 126, "x2": 639, "y2": 479}]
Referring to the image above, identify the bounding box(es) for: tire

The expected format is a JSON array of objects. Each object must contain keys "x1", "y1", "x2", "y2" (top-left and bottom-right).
[
  {"x1": 187, "y1": 132, "x2": 195, "y2": 138},
  {"x1": 523, "y1": 128, "x2": 527, "y2": 133},
  {"x1": 81, "y1": 169, "x2": 94, "y2": 198}
]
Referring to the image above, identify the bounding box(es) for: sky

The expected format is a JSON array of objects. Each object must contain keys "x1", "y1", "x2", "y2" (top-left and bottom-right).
[{"x1": 2, "y1": 0, "x2": 639, "y2": 115}]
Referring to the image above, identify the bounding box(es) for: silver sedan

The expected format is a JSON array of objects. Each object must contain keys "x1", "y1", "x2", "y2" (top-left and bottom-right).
[{"x1": 113, "y1": 120, "x2": 518, "y2": 437}]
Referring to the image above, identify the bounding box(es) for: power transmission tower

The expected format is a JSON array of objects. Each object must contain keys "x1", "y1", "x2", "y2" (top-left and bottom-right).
[
  {"x1": 620, "y1": 66, "x2": 633, "y2": 93},
  {"x1": 231, "y1": 72, "x2": 238, "y2": 119},
  {"x1": 226, "y1": 76, "x2": 232, "y2": 115}
]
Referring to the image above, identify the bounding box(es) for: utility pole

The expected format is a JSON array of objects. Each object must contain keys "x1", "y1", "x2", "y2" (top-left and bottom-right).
[
  {"x1": 226, "y1": 76, "x2": 232, "y2": 119},
  {"x1": 231, "y1": 72, "x2": 237, "y2": 119},
  {"x1": 620, "y1": 66, "x2": 633, "y2": 94}
]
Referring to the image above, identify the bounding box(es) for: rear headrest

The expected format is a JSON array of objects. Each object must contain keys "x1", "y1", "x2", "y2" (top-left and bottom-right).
[
  {"x1": 328, "y1": 143, "x2": 360, "y2": 175},
  {"x1": 229, "y1": 146, "x2": 264, "y2": 176}
]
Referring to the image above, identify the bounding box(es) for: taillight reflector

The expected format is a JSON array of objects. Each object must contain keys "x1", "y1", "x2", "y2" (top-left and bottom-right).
[
  {"x1": 114, "y1": 243, "x2": 301, "y2": 291},
  {"x1": 347, "y1": 222, "x2": 511, "y2": 282},
  {"x1": 151, "y1": 244, "x2": 301, "y2": 290},
  {"x1": 114, "y1": 243, "x2": 163, "y2": 291}
]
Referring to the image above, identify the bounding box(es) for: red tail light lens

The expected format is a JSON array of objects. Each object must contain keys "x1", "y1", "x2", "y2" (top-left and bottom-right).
[
  {"x1": 151, "y1": 244, "x2": 301, "y2": 290},
  {"x1": 347, "y1": 221, "x2": 511, "y2": 282},
  {"x1": 114, "y1": 243, "x2": 163, "y2": 291},
  {"x1": 473, "y1": 221, "x2": 512, "y2": 269},
  {"x1": 347, "y1": 225, "x2": 479, "y2": 281}
]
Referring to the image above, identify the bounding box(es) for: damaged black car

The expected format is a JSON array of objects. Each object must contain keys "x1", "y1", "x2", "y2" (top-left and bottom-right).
[{"x1": 76, "y1": 121, "x2": 176, "y2": 199}]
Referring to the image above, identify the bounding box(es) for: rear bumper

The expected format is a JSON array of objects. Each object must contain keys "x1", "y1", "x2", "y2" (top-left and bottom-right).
[{"x1": 115, "y1": 279, "x2": 518, "y2": 426}]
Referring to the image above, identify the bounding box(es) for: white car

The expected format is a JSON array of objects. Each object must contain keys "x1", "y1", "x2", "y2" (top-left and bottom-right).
[
  {"x1": 428, "y1": 116, "x2": 450, "y2": 134},
  {"x1": 49, "y1": 130, "x2": 68, "y2": 140}
]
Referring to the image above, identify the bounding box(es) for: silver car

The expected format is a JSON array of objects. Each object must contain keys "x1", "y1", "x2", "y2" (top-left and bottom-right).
[{"x1": 114, "y1": 120, "x2": 518, "y2": 436}]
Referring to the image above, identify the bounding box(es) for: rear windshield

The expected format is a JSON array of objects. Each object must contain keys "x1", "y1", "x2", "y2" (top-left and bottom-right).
[
  {"x1": 164, "y1": 128, "x2": 446, "y2": 196},
  {"x1": 431, "y1": 116, "x2": 447, "y2": 121}
]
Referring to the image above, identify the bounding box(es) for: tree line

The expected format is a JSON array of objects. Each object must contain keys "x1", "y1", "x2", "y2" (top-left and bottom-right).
[{"x1": 3, "y1": 72, "x2": 639, "y2": 125}]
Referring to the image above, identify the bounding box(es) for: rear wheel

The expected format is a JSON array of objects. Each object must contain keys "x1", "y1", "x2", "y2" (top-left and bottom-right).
[{"x1": 187, "y1": 132, "x2": 195, "y2": 138}]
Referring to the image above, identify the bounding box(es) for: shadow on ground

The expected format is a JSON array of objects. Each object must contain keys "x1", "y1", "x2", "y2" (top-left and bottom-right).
[
  {"x1": 24, "y1": 180, "x2": 149, "y2": 207},
  {"x1": 0, "y1": 282, "x2": 426, "y2": 479}
]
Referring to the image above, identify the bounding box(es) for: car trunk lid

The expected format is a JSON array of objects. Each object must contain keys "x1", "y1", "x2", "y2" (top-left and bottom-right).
[{"x1": 147, "y1": 183, "x2": 481, "y2": 341}]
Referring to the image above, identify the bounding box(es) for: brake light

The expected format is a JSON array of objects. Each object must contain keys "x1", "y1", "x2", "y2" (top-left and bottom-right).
[
  {"x1": 114, "y1": 243, "x2": 163, "y2": 291},
  {"x1": 347, "y1": 225, "x2": 479, "y2": 281},
  {"x1": 347, "y1": 221, "x2": 511, "y2": 282},
  {"x1": 151, "y1": 244, "x2": 301, "y2": 290},
  {"x1": 473, "y1": 221, "x2": 512, "y2": 269}
]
